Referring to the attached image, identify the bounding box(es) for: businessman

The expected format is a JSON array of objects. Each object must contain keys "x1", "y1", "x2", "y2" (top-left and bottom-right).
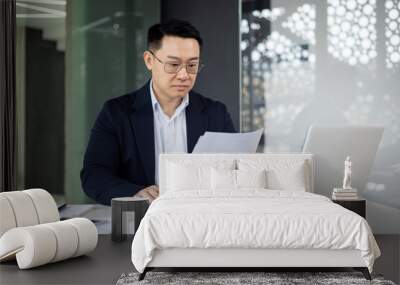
[{"x1": 81, "y1": 19, "x2": 235, "y2": 205}]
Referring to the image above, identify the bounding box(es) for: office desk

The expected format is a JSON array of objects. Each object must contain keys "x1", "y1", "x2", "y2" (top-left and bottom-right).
[
  {"x1": 1, "y1": 235, "x2": 398, "y2": 284},
  {"x1": 0, "y1": 235, "x2": 133, "y2": 285}
]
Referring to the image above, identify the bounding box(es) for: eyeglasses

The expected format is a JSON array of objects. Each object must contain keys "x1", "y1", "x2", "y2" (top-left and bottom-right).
[{"x1": 148, "y1": 50, "x2": 204, "y2": 74}]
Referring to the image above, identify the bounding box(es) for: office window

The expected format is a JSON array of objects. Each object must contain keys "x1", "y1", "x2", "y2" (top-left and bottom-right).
[{"x1": 241, "y1": 0, "x2": 400, "y2": 233}]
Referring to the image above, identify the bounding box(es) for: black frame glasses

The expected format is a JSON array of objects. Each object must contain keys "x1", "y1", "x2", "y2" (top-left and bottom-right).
[{"x1": 148, "y1": 50, "x2": 204, "y2": 74}]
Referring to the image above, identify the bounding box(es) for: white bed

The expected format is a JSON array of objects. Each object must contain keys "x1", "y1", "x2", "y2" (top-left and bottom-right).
[{"x1": 131, "y1": 154, "x2": 380, "y2": 280}]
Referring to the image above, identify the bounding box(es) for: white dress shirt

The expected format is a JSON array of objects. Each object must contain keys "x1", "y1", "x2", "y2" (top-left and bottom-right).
[{"x1": 150, "y1": 80, "x2": 189, "y2": 185}]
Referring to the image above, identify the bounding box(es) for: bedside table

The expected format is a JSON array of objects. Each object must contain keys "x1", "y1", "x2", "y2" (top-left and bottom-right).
[
  {"x1": 111, "y1": 197, "x2": 149, "y2": 242},
  {"x1": 332, "y1": 199, "x2": 366, "y2": 218}
]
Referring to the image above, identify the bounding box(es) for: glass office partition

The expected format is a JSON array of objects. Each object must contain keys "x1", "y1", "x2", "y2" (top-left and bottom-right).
[{"x1": 16, "y1": 0, "x2": 160, "y2": 203}]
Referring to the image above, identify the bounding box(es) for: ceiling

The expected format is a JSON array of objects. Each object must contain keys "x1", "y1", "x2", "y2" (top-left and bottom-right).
[{"x1": 16, "y1": 0, "x2": 66, "y2": 51}]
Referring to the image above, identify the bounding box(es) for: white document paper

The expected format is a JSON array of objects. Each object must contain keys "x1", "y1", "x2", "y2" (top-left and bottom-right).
[{"x1": 192, "y1": 128, "x2": 263, "y2": 153}]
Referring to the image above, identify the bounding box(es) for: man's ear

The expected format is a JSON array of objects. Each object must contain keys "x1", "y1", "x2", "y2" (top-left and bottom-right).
[{"x1": 143, "y1": 51, "x2": 153, "y2": 71}]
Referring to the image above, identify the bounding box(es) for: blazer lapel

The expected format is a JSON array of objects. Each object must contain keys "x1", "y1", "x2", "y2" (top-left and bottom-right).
[
  {"x1": 186, "y1": 92, "x2": 208, "y2": 153},
  {"x1": 129, "y1": 82, "x2": 155, "y2": 185}
]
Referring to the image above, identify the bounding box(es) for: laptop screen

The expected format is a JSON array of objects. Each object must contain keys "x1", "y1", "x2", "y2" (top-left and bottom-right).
[{"x1": 302, "y1": 125, "x2": 383, "y2": 198}]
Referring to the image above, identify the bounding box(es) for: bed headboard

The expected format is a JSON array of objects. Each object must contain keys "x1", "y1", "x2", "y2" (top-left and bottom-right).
[{"x1": 159, "y1": 153, "x2": 314, "y2": 195}]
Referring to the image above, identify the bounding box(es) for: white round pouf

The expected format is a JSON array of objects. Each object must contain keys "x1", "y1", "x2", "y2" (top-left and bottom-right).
[
  {"x1": 66, "y1": 218, "x2": 98, "y2": 257},
  {"x1": 0, "y1": 225, "x2": 57, "y2": 269},
  {"x1": 0, "y1": 196, "x2": 17, "y2": 237},
  {"x1": 43, "y1": 221, "x2": 79, "y2": 262},
  {"x1": 23, "y1": 189, "x2": 60, "y2": 223},
  {"x1": 0, "y1": 218, "x2": 98, "y2": 269},
  {"x1": 0, "y1": 191, "x2": 39, "y2": 227}
]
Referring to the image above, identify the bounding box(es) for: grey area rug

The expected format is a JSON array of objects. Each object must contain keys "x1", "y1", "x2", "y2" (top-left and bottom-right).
[{"x1": 116, "y1": 272, "x2": 396, "y2": 285}]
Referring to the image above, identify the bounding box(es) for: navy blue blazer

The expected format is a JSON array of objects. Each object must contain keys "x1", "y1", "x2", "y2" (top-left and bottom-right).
[{"x1": 81, "y1": 81, "x2": 236, "y2": 205}]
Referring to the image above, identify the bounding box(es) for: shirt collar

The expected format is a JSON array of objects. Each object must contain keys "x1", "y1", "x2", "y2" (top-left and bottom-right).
[{"x1": 149, "y1": 79, "x2": 189, "y2": 115}]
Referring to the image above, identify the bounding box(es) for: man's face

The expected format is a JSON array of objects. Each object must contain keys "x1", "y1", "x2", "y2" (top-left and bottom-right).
[{"x1": 144, "y1": 36, "x2": 200, "y2": 101}]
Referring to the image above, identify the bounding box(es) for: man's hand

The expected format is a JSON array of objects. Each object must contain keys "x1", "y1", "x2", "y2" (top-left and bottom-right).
[{"x1": 135, "y1": 185, "x2": 159, "y2": 203}]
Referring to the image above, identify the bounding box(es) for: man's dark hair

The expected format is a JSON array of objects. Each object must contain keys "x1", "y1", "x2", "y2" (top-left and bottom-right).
[{"x1": 147, "y1": 19, "x2": 203, "y2": 51}]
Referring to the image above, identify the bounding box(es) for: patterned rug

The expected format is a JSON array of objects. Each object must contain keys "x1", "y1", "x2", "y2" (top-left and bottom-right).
[{"x1": 116, "y1": 271, "x2": 396, "y2": 285}]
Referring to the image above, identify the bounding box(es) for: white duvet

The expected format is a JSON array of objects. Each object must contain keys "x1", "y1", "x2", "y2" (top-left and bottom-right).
[{"x1": 131, "y1": 190, "x2": 380, "y2": 273}]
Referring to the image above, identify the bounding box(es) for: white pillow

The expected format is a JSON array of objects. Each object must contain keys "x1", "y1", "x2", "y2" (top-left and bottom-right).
[
  {"x1": 238, "y1": 159, "x2": 308, "y2": 191},
  {"x1": 267, "y1": 163, "x2": 306, "y2": 191},
  {"x1": 166, "y1": 160, "x2": 235, "y2": 192},
  {"x1": 211, "y1": 169, "x2": 267, "y2": 190},
  {"x1": 211, "y1": 168, "x2": 236, "y2": 190},
  {"x1": 237, "y1": 169, "x2": 267, "y2": 189},
  {"x1": 167, "y1": 162, "x2": 210, "y2": 191}
]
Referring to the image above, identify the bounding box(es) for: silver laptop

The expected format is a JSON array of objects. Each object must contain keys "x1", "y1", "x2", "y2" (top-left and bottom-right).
[{"x1": 302, "y1": 125, "x2": 384, "y2": 198}]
